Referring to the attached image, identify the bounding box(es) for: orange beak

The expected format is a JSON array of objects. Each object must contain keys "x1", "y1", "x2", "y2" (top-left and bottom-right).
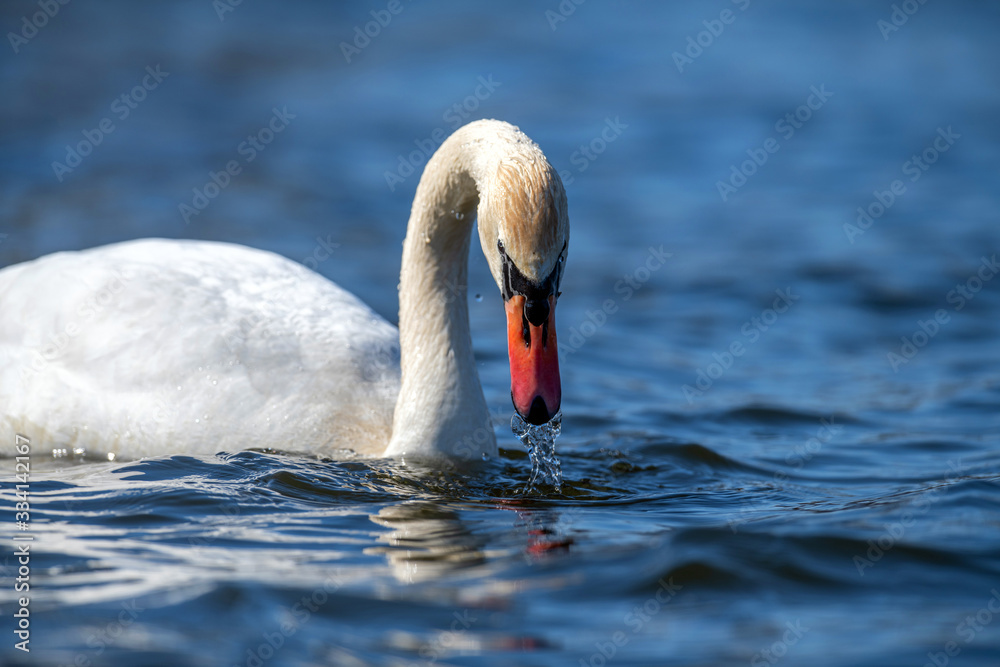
[{"x1": 505, "y1": 294, "x2": 561, "y2": 425}]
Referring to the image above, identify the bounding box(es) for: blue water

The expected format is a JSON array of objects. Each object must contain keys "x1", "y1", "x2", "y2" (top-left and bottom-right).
[{"x1": 2, "y1": 1, "x2": 1000, "y2": 665}]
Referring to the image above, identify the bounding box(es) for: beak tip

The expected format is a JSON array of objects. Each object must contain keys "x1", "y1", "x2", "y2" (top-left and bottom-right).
[{"x1": 519, "y1": 395, "x2": 557, "y2": 426}]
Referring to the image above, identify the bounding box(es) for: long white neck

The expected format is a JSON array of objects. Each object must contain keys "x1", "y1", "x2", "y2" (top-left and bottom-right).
[
  {"x1": 383, "y1": 123, "x2": 502, "y2": 462},
  {"x1": 383, "y1": 120, "x2": 567, "y2": 462}
]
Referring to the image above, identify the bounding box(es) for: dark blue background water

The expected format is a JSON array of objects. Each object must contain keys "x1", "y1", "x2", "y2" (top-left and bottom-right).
[{"x1": 2, "y1": 1, "x2": 1000, "y2": 665}]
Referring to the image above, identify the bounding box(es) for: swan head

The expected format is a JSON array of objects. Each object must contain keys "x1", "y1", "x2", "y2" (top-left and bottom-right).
[{"x1": 477, "y1": 148, "x2": 569, "y2": 426}]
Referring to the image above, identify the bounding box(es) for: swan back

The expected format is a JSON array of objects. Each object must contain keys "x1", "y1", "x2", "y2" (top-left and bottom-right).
[{"x1": 0, "y1": 240, "x2": 400, "y2": 459}]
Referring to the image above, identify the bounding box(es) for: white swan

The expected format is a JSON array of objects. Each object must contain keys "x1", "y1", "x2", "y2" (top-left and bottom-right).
[{"x1": 0, "y1": 120, "x2": 569, "y2": 462}]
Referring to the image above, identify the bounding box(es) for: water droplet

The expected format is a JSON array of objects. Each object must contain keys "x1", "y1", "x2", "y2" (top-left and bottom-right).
[
  {"x1": 455, "y1": 211, "x2": 465, "y2": 220},
  {"x1": 512, "y1": 412, "x2": 563, "y2": 494},
  {"x1": 481, "y1": 452, "x2": 490, "y2": 461},
  {"x1": 475, "y1": 293, "x2": 482, "y2": 302}
]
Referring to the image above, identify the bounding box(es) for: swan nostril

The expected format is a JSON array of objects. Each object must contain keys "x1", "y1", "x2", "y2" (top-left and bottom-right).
[
  {"x1": 525, "y1": 298, "x2": 549, "y2": 327},
  {"x1": 525, "y1": 396, "x2": 551, "y2": 425}
]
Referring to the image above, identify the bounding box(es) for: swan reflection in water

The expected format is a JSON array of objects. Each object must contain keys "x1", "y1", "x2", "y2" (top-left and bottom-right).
[{"x1": 366, "y1": 499, "x2": 574, "y2": 585}]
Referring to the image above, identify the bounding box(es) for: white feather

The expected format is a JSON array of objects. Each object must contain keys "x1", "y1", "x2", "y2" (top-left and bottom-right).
[{"x1": 0, "y1": 239, "x2": 399, "y2": 458}]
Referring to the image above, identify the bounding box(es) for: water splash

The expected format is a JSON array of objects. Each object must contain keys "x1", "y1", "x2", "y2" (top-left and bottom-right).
[{"x1": 511, "y1": 412, "x2": 562, "y2": 493}]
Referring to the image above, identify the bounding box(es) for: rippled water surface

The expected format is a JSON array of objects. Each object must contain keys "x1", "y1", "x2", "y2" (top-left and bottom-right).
[{"x1": 2, "y1": 1, "x2": 1000, "y2": 665}]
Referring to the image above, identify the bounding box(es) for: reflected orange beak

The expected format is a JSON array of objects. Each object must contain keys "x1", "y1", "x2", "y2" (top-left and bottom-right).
[{"x1": 505, "y1": 294, "x2": 560, "y2": 425}]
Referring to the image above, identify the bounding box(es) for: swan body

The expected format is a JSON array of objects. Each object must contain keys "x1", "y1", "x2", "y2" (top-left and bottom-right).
[
  {"x1": 0, "y1": 120, "x2": 569, "y2": 462},
  {"x1": 0, "y1": 240, "x2": 400, "y2": 458}
]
